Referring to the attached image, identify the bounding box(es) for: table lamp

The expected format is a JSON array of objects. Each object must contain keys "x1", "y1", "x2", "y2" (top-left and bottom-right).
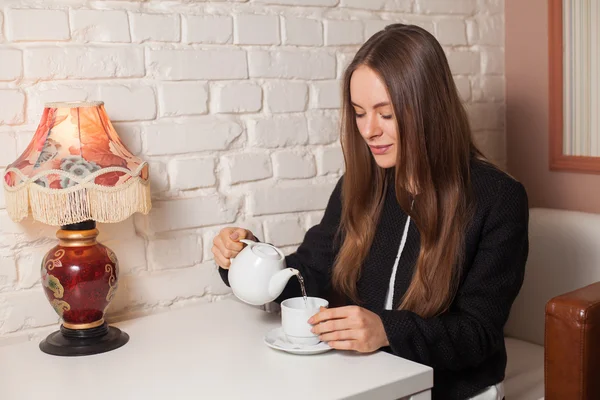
[{"x1": 2, "y1": 101, "x2": 151, "y2": 356}]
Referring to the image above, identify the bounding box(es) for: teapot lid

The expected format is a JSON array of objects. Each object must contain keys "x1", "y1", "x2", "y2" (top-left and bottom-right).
[{"x1": 252, "y1": 243, "x2": 283, "y2": 260}]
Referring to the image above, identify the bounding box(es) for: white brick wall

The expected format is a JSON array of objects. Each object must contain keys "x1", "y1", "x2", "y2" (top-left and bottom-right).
[{"x1": 0, "y1": 0, "x2": 506, "y2": 343}]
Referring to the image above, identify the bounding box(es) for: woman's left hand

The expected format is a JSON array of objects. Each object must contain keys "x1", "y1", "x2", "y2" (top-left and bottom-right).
[{"x1": 308, "y1": 306, "x2": 389, "y2": 353}]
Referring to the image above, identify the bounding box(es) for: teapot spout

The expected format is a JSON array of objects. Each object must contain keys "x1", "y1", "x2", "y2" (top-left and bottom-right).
[{"x1": 268, "y1": 268, "x2": 299, "y2": 300}]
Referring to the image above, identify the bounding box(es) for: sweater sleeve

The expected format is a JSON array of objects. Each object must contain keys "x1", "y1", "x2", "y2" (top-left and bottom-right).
[
  {"x1": 378, "y1": 179, "x2": 529, "y2": 371},
  {"x1": 218, "y1": 177, "x2": 343, "y2": 302}
]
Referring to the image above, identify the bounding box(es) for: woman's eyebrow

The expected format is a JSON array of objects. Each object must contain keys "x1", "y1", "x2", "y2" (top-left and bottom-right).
[{"x1": 351, "y1": 101, "x2": 390, "y2": 109}]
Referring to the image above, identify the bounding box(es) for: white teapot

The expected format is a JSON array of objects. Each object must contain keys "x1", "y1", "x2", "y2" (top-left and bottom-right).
[{"x1": 228, "y1": 239, "x2": 299, "y2": 305}]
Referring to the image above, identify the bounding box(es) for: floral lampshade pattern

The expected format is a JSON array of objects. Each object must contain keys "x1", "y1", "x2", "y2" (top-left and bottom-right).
[{"x1": 2, "y1": 101, "x2": 151, "y2": 226}]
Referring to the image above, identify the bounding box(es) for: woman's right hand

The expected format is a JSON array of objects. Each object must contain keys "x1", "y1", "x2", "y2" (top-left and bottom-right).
[{"x1": 212, "y1": 227, "x2": 256, "y2": 270}]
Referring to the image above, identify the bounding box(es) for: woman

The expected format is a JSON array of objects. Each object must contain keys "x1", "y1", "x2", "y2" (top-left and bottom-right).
[{"x1": 213, "y1": 24, "x2": 528, "y2": 400}]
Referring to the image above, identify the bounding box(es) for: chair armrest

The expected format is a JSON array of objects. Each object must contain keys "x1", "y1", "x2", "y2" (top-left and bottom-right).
[{"x1": 544, "y1": 281, "x2": 600, "y2": 400}]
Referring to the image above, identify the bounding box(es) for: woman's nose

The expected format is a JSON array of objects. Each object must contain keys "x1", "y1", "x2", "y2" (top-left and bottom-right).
[{"x1": 362, "y1": 114, "x2": 382, "y2": 140}]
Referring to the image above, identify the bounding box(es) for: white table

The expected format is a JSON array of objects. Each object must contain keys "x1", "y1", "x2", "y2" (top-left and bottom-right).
[{"x1": 0, "y1": 299, "x2": 433, "y2": 400}]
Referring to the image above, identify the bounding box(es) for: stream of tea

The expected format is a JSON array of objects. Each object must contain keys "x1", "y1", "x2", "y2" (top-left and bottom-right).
[{"x1": 294, "y1": 271, "x2": 308, "y2": 308}]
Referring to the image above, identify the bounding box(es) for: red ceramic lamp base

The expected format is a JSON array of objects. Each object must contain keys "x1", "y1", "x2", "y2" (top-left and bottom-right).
[{"x1": 39, "y1": 220, "x2": 128, "y2": 357}]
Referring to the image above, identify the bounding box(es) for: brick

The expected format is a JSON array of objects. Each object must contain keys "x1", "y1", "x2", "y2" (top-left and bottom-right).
[
  {"x1": 340, "y1": 0, "x2": 412, "y2": 11},
  {"x1": 147, "y1": 160, "x2": 169, "y2": 193},
  {"x1": 101, "y1": 237, "x2": 147, "y2": 275},
  {"x1": 6, "y1": 9, "x2": 69, "y2": 41},
  {"x1": 211, "y1": 82, "x2": 262, "y2": 113},
  {"x1": 111, "y1": 263, "x2": 230, "y2": 311},
  {"x1": 0, "y1": 49, "x2": 21, "y2": 81},
  {"x1": 144, "y1": 118, "x2": 243, "y2": 155},
  {"x1": 436, "y1": 19, "x2": 467, "y2": 46},
  {"x1": 478, "y1": 0, "x2": 503, "y2": 14},
  {"x1": 0, "y1": 290, "x2": 59, "y2": 334},
  {"x1": 168, "y1": 157, "x2": 216, "y2": 190},
  {"x1": 325, "y1": 20, "x2": 363, "y2": 46},
  {"x1": 99, "y1": 85, "x2": 157, "y2": 122},
  {"x1": 365, "y1": 20, "x2": 391, "y2": 39},
  {"x1": 308, "y1": 111, "x2": 340, "y2": 145},
  {"x1": 223, "y1": 152, "x2": 272, "y2": 184},
  {"x1": 148, "y1": 235, "x2": 202, "y2": 270},
  {"x1": 0, "y1": 255, "x2": 17, "y2": 292},
  {"x1": 265, "y1": 81, "x2": 308, "y2": 113},
  {"x1": 317, "y1": 146, "x2": 345, "y2": 175},
  {"x1": 454, "y1": 76, "x2": 471, "y2": 102},
  {"x1": 159, "y1": 82, "x2": 208, "y2": 117},
  {"x1": 137, "y1": 195, "x2": 239, "y2": 233},
  {"x1": 305, "y1": 211, "x2": 325, "y2": 230},
  {"x1": 283, "y1": 17, "x2": 322, "y2": 46},
  {"x1": 0, "y1": 210, "x2": 56, "y2": 236},
  {"x1": 481, "y1": 76, "x2": 505, "y2": 103},
  {"x1": 25, "y1": 83, "x2": 98, "y2": 124},
  {"x1": 97, "y1": 219, "x2": 138, "y2": 242},
  {"x1": 310, "y1": 80, "x2": 341, "y2": 109},
  {"x1": 202, "y1": 220, "x2": 264, "y2": 262},
  {"x1": 112, "y1": 123, "x2": 143, "y2": 155},
  {"x1": 249, "y1": 50, "x2": 335, "y2": 79},
  {"x1": 0, "y1": 90, "x2": 24, "y2": 125},
  {"x1": 466, "y1": 20, "x2": 479, "y2": 44},
  {"x1": 415, "y1": 0, "x2": 477, "y2": 15},
  {"x1": 252, "y1": 0, "x2": 337, "y2": 5},
  {"x1": 25, "y1": 47, "x2": 144, "y2": 79},
  {"x1": 0, "y1": 133, "x2": 17, "y2": 166},
  {"x1": 481, "y1": 48, "x2": 504, "y2": 75},
  {"x1": 16, "y1": 246, "x2": 49, "y2": 289},
  {"x1": 185, "y1": 15, "x2": 233, "y2": 44},
  {"x1": 131, "y1": 13, "x2": 180, "y2": 43},
  {"x1": 337, "y1": 52, "x2": 356, "y2": 79},
  {"x1": 148, "y1": 49, "x2": 247, "y2": 80},
  {"x1": 467, "y1": 103, "x2": 505, "y2": 131},
  {"x1": 250, "y1": 182, "x2": 336, "y2": 216},
  {"x1": 447, "y1": 51, "x2": 480, "y2": 75},
  {"x1": 235, "y1": 14, "x2": 280, "y2": 45},
  {"x1": 477, "y1": 15, "x2": 504, "y2": 46},
  {"x1": 273, "y1": 150, "x2": 316, "y2": 179},
  {"x1": 71, "y1": 10, "x2": 130, "y2": 43},
  {"x1": 264, "y1": 217, "x2": 305, "y2": 247},
  {"x1": 248, "y1": 116, "x2": 308, "y2": 148}
]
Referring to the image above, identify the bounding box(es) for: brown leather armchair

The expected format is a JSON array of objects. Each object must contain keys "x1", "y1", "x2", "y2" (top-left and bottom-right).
[
  {"x1": 545, "y1": 281, "x2": 600, "y2": 399},
  {"x1": 503, "y1": 208, "x2": 600, "y2": 400}
]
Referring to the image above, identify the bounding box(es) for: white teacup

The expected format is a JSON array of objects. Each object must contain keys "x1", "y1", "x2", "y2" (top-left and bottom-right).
[{"x1": 280, "y1": 296, "x2": 329, "y2": 346}]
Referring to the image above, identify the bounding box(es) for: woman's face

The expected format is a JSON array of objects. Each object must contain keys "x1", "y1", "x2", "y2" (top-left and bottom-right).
[{"x1": 350, "y1": 65, "x2": 398, "y2": 169}]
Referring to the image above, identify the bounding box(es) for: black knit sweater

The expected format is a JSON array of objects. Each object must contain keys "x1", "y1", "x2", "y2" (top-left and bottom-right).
[{"x1": 219, "y1": 160, "x2": 529, "y2": 400}]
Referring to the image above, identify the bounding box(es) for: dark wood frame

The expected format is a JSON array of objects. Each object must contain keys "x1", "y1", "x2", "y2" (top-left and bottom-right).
[{"x1": 548, "y1": 0, "x2": 600, "y2": 173}]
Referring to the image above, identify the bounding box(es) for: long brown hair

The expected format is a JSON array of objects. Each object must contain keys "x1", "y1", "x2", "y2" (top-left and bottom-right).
[{"x1": 333, "y1": 24, "x2": 483, "y2": 318}]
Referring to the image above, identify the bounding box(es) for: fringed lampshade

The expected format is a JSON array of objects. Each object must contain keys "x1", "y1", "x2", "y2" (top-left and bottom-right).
[
  {"x1": 2, "y1": 101, "x2": 152, "y2": 357},
  {"x1": 3, "y1": 101, "x2": 151, "y2": 225}
]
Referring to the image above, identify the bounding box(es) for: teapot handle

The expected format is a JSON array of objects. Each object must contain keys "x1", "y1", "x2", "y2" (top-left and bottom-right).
[
  {"x1": 230, "y1": 239, "x2": 255, "y2": 262},
  {"x1": 239, "y1": 239, "x2": 256, "y2": 247}
]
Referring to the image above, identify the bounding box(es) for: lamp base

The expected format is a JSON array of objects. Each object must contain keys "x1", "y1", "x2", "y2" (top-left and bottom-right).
[{"x1": 39, "y1": 322, "x2": 129, "y2": 357}]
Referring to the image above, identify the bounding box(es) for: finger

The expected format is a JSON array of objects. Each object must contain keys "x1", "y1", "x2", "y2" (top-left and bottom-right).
[
  {"x1": 224, "y1": 240, "x2": 245, "y2": 253},
  {"x1": 309, "y1": 306, "x2": 354, "y2": 324},
  {"x1": 229, "y1": 228, "x2": 250, "y2": 241},
  {"x1": 326, "y1": 340, "x2": 356, "y2": 351},
  {"x1": 318, "y1": 329, "x2": 356, "y2": 342},
  {"x1": 223, "y1": 229, "x2": 252, "y2": 252},
  {"x1": 311, "y1": 318, "x2": 354, "y2": 335},
  {"x1": 213, "y1": 247, "x2": 231, "y2": 269}
]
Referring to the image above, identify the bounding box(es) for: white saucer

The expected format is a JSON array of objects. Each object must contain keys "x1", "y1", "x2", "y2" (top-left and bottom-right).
[{"x1": 264, "y1": 327, "x2": 333, "y2": 355}]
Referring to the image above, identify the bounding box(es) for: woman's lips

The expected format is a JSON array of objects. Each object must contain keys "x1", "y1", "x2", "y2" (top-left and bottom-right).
[{"x1": 369, "y1": 144, "x2": 392, "y2": 155}]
